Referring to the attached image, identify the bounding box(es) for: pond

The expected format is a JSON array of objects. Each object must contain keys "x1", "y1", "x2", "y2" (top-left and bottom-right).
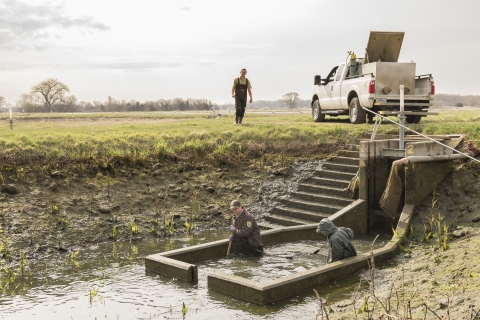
[{"x1": 0, "y1": 231, "x2": 389, "y2": 319}]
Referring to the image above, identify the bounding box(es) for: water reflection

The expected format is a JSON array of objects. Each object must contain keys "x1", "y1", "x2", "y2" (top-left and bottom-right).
[{"x1": 0, "y1": 231, "x2": 389, "y2": 319}]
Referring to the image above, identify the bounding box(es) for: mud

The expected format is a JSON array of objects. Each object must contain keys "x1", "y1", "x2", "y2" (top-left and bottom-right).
[{"x1": 0, "y1": 157, "x2": 323, "y2": 268}]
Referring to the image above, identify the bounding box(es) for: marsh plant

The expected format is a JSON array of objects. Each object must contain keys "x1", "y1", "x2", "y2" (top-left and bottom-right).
[
  {"x1": 182, "y1": 302, "x2": 188, "y2": 319},
  {"x1": 164, "y1": 214, "x2": 176, "y2": 235},
  {"x1": 111, "y1": 225, "x2": 122, "y2": 238},
  {"x1": 128, "y1": 244, "x2": 138, "y2": 261},
  {"x1": 0, "y1": 229, "x2": 9, "y2": 258},
  {"x1": 422, "y1": 190, "x2": 450, "y2": 251},
  {"x1": 150, "y1": 219, "x2": 159, "y2": 236},
  {"x1": 128, "y1": 221, "x2": 139, "y2": 243},
  {"x1": 0, "y1": 250, "x2": 32, "y2": 296}
]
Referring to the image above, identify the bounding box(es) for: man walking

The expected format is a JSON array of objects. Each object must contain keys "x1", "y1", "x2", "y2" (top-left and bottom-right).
[
  {"x1": 231, "y1": 68, "x2": 253, "y2": 124},
  {"x1": 228, "y1": 199, "x2": 263, "y2": 256}
]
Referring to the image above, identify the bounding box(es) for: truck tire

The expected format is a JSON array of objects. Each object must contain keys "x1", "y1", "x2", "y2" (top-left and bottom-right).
[
  {"x1": 312, "y1": 100, "x2": 325, "y2": 122},
  {"x1": 406, "y1": 115, "x2": 422, "y2": 123},
  {"x1": 349, "y1": 97, "x2": 366, "y2": 124}
]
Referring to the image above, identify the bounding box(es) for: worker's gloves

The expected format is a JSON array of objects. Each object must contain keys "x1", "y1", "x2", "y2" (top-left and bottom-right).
[
  {"x1": 229, "y1": 225, "x2": 236, "y2": 232},
  {"x1": 228, "y1": 235, "x2": 233, "y2": 241}
]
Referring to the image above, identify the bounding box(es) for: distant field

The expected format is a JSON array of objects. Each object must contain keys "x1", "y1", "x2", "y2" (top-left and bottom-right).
[{"x1": 0, "y1": 109, "x2": 478, "y2": 166}]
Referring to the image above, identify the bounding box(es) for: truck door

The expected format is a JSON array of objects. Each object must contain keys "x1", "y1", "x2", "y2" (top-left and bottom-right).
[
  {"x1": 330, "y1": 64, "x2": 345, "y2": 109},
  {"x1": 319, "y1": 66, "x2": 338, "y2": 109}
]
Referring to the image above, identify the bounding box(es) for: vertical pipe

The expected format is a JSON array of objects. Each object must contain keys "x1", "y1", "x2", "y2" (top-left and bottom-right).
[
  {"x1": 399, "y1": 85, "x2": 405, "y2": 149},
  {"x1": 9, "y1": 108, "x2": 13, "y2": 130}
]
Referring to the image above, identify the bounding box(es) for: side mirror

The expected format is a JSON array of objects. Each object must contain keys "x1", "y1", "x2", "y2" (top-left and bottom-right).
[{"x1": 314, "y1": 75, "x2": 321, "y2": 85}]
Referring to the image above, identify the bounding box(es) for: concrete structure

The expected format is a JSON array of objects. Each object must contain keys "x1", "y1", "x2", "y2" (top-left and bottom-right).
[
  {"x1": 263, "y1": 146, "x2": 359, "y2": 227},
  {"x1": 145, "y1": 134, "x2": 466, "y2": 305}
]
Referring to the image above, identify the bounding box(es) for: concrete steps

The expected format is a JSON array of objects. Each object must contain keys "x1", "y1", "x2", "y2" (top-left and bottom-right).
[
  {"x1": 262, "y1": 145, "x2": 359, "y2": 227},
  {"x1": 274, "y1": 206, "x2": 331, "y2": 221}
]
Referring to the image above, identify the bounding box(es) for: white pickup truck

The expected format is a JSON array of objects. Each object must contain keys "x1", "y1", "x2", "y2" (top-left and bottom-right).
[{"x1": 311, "y1": 31, "x2": 435, "y2": 124}]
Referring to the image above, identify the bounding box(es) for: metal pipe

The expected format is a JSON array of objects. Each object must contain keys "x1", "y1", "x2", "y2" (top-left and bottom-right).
[
  {"x1": 406, "y1": 154, "x2": 468, "y2": 163},
  {"x1": 399, "y1": 85, "x2": 405, "y2": 149},
  {"x1": 361, "y1": 107, "x2": 480, "y2": 164}
]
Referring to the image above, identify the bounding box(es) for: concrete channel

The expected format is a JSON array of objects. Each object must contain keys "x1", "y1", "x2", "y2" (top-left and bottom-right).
[{"x1": 145, "y1": 134, "x2": 467, "y2": 305}]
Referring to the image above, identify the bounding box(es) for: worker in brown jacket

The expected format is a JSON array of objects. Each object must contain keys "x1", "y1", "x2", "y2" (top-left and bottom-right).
[
  {"x1": 231, "y1": 68, "x2": 252, "y2": 124},
  {"x1": 228, "y1": 199, "x2": 263, "y2": 256}
]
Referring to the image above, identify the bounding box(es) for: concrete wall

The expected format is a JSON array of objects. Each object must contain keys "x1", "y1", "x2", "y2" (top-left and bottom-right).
[
  {"x1": 359, "y1": 140, "x2": 391, "y2": 210},
  {"x1": 405, "y1": 160, "x2": 453, "y2": 204}
]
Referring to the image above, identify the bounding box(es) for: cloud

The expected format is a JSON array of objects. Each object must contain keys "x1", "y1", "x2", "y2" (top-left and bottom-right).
[
  {"x1": 0, "y1": 0, "x2": 109, "y2": 50},
  {"x1": 181, "y1": 7, "x2": 191, "y2": 11},
  {"x1": 0, "y1": 56, "x2": 187, "y2": 72}
]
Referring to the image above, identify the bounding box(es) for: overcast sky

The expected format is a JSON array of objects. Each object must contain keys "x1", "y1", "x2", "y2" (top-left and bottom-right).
[{"x1": 0, "y1": 0, "x2": 479, "y2": 106}]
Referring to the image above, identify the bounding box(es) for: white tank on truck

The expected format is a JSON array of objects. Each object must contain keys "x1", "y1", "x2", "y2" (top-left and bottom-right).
[{"x1": 311, "y1": 31, "x2": 435, "y2": 124}]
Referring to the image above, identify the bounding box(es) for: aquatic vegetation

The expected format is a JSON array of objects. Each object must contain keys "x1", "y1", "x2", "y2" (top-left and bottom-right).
[
  {"x1": 0, "y1": 230, "x2": 9, "y2": 258},
  {"x1": 149, "y1": 219, "x2": 159, "y2": 236},
  {"x1": 182, "y1": 302, "x2": 188, "y2": 319},
  {"x1": 128, "y1": 222, "x2": 139, "y2": 243},
  {"x1": 421, "y1": 189, "x2": 451, "y2": 251}
]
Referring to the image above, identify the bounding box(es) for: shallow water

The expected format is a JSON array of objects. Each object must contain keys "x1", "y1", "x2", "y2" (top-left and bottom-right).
[{"x1": 0, "y1": 231, "x2": 389, "y2": 319}]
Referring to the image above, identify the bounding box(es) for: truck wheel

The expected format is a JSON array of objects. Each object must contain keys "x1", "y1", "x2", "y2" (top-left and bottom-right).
[
  {"x1": 349, "y1": 97, "x2": 366, "y2": 124},
  {"x1": 406, "y1": 115, "x2": 422, "y2": 123},
  {"x1": 312, "y1": 100, "x2": 325, "y2": 122}
]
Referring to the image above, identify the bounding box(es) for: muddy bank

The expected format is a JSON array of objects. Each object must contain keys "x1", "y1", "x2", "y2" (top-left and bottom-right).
[{"x1": 0, "y1": 157, "x2": 323, "y2": 267}]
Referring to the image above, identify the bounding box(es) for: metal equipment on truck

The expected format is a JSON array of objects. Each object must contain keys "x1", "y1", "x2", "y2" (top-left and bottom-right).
[{"x1": 311, "y1": 31, "x2": 435, "y2": 124}]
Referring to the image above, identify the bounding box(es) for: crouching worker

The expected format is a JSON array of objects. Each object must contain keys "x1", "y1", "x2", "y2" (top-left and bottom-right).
[
  {"x1": 228, "y1": 200, "x2": 263, "y2": 256},
  {"x1": 316, "y1": 218, "x2": 357, "y2": 263}
]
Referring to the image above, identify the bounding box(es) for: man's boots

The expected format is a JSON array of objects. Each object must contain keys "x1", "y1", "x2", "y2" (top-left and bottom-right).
[
  {"x1": 234, "y1": 116, "x2": 238, "y2": 124},
  {"x1": 238, "y1": 117, "x2": 243, "y2": 124}
]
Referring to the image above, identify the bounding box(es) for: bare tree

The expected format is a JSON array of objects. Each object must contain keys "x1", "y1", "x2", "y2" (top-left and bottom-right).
[
  {"x1": 16, "y1": 93, "x2": 38, "y2": 113},
  {"x1": 31, "y1": 78, "x2": 70, "y2": 112},
  {"x1": 0, "y1": 95, "x2": 5, "y2": 108},
  {"x1": 282, "y1": 92, "x2": 300, "y2": 109}
]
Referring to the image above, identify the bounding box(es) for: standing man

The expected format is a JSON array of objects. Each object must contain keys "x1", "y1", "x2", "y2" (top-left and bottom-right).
[
  {"x1": 231, "y1": 68, "x2": 253, "y2": 124},
  {"x1": 228, "y1": 199, "x2": 263, "y2": 256},
  {"x1": 316, "y1": 218, "x2": 357, "y2": 263}
]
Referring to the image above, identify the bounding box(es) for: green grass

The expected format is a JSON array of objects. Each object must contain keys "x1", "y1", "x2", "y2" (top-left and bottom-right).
[{"x1": 0, "y1": 110, "x2": 478, "y2": 167}]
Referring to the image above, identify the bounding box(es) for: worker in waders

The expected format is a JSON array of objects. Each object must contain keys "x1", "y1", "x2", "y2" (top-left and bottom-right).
[
  {"x1": 316, "y1": 218, "x2": 357, "y2": 263},
  {"x1": 228, "y1": 200, "x2": 263, "y2": 256},
  {"x1": 231, "y1": 68, "x2": 253, "y2": 124}
]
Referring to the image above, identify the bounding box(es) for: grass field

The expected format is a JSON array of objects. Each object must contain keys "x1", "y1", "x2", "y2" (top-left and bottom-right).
[{"x1": 0, "y1": 109, "x2": 479, "y2": 167}]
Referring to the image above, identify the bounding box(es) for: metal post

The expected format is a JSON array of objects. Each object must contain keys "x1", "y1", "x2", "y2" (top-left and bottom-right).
[
  {"x1": 9, "y1": 108, "x2": 13, "y2": 130},
  {"x1": 399, "y1": 85, "x2": 405, "y2": 149}
]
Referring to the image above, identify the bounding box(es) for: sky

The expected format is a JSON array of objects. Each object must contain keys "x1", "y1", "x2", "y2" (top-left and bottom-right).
[{"x1": 0, "y1": 0, "x2": 479, "y2": 106}]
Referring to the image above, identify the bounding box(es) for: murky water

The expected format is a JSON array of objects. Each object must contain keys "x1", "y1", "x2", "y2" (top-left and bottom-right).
[{"x1": 0, "y1": 231, "x2": 389, "y2": 320}]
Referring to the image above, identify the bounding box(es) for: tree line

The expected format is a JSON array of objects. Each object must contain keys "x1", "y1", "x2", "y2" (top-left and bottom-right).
[
  {"x1": 433, "y1": 94, "x2": 480, "y2": 107},
  {"x1": 11, "y1": 78, "x2": 216, "y2": 113}
]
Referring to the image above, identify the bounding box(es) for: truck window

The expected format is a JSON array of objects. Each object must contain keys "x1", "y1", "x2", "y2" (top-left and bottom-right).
[
  {"x1": 335, "y1": 64, "x2": 345, "y2": 81},
  {"x1": 325, "y1": 66, "x2": 338, "y2": 84}
]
